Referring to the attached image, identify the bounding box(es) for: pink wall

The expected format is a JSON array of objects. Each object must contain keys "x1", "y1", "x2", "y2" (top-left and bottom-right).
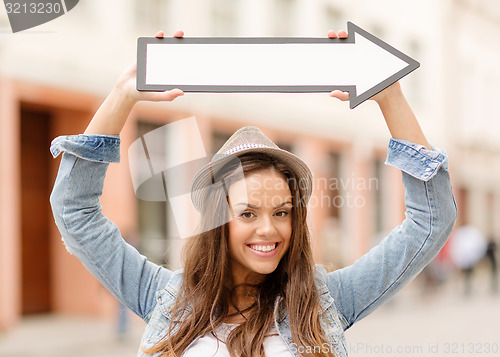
[{"x1": 0, "y1": 78, "x2": 22, "y2": 331}]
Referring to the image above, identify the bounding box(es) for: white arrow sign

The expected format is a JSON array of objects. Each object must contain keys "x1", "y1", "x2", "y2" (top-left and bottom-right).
[{"x1": 137, "y1": 22, "x2": 419, "y2": 109}]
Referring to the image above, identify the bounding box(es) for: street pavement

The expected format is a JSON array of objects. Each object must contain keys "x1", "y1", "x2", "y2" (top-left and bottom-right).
[
  {"x1": 0, "y1": 313, "x2": 145, "y2": 357},
  {"x1": 0, "y1": 272, "x2": 498, "y2": 356},
  {"x1": 346, "y1": 272, "x2": 500, "y2": 356}
]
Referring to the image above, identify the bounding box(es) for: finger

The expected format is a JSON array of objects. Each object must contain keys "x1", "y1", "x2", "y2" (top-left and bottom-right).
[
  {"x1": 329, "y1": 90, "x2": 350, "y2": 101},
  {"x1": 169, "y1": 88, "x2": 184, "y2": 97},
  {"x1": 338, "y1": 30, "x2": 348, "y2": 39},
  {"x1": 173, "y1": 30, "x2": 184, "y2": 38},
  {"x1": 126, "y1": 61, "x2": 137, "y2": 75},
  {"x1": 153, "y1": 88, "x2": 184, "y2": 101},
  {"x1": 327, "y1": 30, "x2": 338, "y2": 39},
  {"x1": 155, "y1": 31, "x2": 164, "y2": 38}
]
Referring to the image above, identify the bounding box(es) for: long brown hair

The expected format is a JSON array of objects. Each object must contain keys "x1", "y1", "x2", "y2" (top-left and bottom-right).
[{"x1": 143, "y1": 153, "x2": 336, "y2": 357}]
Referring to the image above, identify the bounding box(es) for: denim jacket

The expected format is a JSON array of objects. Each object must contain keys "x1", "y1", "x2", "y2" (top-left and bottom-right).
[{"x1": 50, "y1": 135, "x2": 457, "y2": 357}]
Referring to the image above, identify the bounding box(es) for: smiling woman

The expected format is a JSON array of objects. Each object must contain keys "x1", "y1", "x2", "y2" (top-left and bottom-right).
[
  {"x1": 150, "y1": 146, "x2": 332, "y2": 356},
  {"x1": 49, "y1": 30, "x2": 457, "y2": 357}
]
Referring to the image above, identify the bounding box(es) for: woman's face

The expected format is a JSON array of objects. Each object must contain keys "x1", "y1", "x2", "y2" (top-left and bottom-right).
[{"x1": 227, "y1": 167, "x2": 293, "y2": 285}]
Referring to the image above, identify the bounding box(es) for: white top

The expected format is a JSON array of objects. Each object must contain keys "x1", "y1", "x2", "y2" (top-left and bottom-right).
[{"x1": 182, "y1": 323, "x2": 293, "y2": 357}]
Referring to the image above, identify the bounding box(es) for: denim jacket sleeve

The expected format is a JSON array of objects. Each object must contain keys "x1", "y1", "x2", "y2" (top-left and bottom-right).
[
  {"x1": 327, "y1": 138, "x2": 457, "y2": 330},
  {"x1": 49, "y1": 134, "x2": 174, "y2": 321}
]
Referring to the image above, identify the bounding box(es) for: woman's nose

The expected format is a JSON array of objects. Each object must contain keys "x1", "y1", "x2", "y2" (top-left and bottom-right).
[{"x1": 256, "y1": 216, "x2": 277, "y2": 237}]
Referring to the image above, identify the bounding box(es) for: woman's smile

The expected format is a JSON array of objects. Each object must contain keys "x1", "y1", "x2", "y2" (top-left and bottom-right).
[
  {"x1": 247, "y1": 241, "x2": 278, "y2": 252},
  {"x1": 246, "y1": 241, "x2": 280, "y2": 256}
]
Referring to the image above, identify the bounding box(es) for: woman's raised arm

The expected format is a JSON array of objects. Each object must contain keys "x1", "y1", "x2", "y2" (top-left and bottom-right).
[
  {"x1": 326, "y1": 30, "x2": 456, "y2": 330},
  {"x1": 50, "y1": 31, "x2": 185, "y2": 321}
]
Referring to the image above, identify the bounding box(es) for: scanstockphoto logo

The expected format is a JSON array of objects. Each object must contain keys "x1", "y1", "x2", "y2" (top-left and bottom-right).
[
  {"x1": 129, "y1": 117, "x2": 247, "y2": 240},
  {"x1": 4, "y1": 0, "x2": 79, "y2": 33}
]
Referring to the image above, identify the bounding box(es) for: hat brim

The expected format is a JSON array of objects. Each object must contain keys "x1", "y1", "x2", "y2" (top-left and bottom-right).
[{"x1": 191, "y1": 147, "x2": 313, "y2": 212}]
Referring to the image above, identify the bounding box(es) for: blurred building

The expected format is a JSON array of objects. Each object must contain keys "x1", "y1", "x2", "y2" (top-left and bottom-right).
[{"x1": 1, "y1": 0, "x2": 499, "y2": 333}]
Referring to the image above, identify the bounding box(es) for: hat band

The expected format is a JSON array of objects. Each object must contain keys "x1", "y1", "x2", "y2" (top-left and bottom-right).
[{"x1": 223, "y1": 143, "x2": 271, "y2": 155}]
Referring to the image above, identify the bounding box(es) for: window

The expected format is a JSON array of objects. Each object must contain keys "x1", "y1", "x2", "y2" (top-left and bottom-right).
[
  {"x1": 0, "y1": 8, "x2": 9, "y2": 29},
  {"x1": 212, "y1": 0, "x2": 238, "y2": 36},
  {"x1": 324, "y1": 6, "x2": 344, "y2": 32},
  {"x1": 369, "y1": 23, "x2": 385, "y2": 39},
  {"x1": 457, "y1": 187, "x2": 469, "y2": 226},
  {"x1": 372, "y1": 158, "x2": 386, "y2": 239},
  {"x1": 275, "y1": 141, "x2": 293, "y2": 154},
  {"x1": 457, "y1": 0, "x2": 500, "y2": 24},
  {"x1": 460, "y1": 60, "x2": 476, "y2": 142},
  {"x1": 212, "y1": 131, "x2": 232, "y2": 155},
  {"x1": 487, "y1": 191, "x2": 495, "y2": 238},
  {"x1": 407, "y1": 39, "x2": 423, "y2": 106},
  {"x1": 136, "y1": 121, "x2": 172, "y2": 265},
  {"x1": 274, "y1": 0, "x2": 295, "y2": 36},
  {"x1": 136, "y1": 0, "x2": 169, "y2": 30},
  {"x1": 327, "y1": 152, "x2": 342, "y2": 219},
  {"x1": 320, "y1": 151, "x2": 344, "y2": 268}
]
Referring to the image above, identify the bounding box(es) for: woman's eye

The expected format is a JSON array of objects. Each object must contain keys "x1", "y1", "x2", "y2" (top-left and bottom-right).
[
  {"x1": 275, "y1": 211, "x2": 289, "y2": 217},
  {"x1": 240, "y1": 211, "x2": 255, "y2": 219}
]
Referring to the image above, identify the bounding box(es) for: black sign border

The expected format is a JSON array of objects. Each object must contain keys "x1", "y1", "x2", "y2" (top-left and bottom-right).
[{"x1": 137, "y1": 22, "x2": 419, "y2": 109}]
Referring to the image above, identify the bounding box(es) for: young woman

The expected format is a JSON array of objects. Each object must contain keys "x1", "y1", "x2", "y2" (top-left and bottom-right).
[{"x1": 50, "y1": 30, "x2": 457, "y2": 357}]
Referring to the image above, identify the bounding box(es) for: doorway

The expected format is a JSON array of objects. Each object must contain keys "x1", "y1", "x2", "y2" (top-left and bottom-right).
[{"x1": 20, "y1": 107, "x2": 52, "y2": 315}]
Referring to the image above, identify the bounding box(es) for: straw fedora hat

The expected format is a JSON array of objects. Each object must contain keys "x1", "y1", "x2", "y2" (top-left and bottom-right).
[{"x1": 190, "y1": 126, "x2": 313, "y2": 211}]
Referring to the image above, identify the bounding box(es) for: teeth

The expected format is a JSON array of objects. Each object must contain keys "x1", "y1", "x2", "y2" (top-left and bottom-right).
[{"x1": 249, "y1": 243, "x2": 277, "y2": 252}]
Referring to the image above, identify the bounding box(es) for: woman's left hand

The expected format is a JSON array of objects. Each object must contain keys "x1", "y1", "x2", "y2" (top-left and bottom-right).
[
  {"x1": 326, "y1": 30, "x2": 430, "y2": 149},
  {"x1": 327, "y1": 29, "x2": 401, "y2": 105}
]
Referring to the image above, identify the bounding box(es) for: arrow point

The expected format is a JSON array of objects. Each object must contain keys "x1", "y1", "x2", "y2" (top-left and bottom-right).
[{"x1": 347, "y1": 22, "x2": 420, "y2": 109}]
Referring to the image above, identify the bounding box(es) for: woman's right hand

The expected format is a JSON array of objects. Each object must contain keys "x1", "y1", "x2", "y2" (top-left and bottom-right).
[
  {"x1": 84, "y1": 31, "x2": 185, "y2": 135},
  {"x1": 114, "y1": 30, "x2": 185, "y2": 104}
]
